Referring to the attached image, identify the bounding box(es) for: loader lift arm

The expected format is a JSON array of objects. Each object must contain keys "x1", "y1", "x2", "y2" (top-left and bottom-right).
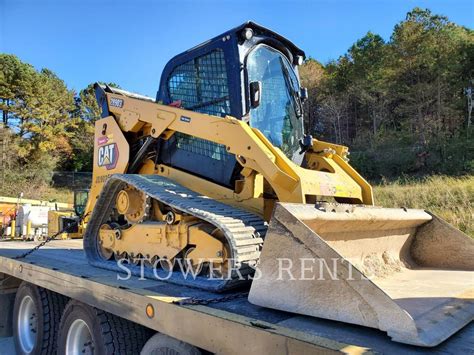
[{"x1": 93, "y1": 84, "x2": 373, "y2": 213}]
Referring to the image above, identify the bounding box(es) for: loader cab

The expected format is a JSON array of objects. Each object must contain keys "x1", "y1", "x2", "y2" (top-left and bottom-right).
[
  {"x1": 156, "y1": 21, "x2": 306, "y2": 188},
  {"x1": 74, "y1": 189, "x2": 89, "y2": 217}
]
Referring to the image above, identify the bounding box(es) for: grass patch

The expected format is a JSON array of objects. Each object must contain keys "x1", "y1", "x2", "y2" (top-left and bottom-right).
[
  {"x1": 3, "y1": 175, "x2": 471, "y2": 236},
  {"x1": 36, "y1": 187, "x2": 74, "y2": 204},
  {"x1": 374, "y1": 175, "x2": 473, "y2": 236},
  {"x1": 0, "y1": 185, "x2": 73, "y2": 204}
]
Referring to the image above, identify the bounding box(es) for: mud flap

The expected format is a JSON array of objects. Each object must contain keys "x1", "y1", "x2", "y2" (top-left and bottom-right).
[{"x1": 248, "y1": 203, "x2": 474, "y2": 346}]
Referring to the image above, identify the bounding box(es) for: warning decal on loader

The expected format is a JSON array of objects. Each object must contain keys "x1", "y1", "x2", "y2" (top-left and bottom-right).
[{"x1": 98, "y1": 143, "x2": 119, "y2": 170}]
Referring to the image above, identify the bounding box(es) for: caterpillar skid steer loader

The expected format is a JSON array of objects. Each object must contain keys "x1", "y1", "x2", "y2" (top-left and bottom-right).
[{"x1": 83, "y1": 22, "x2": 473, "y2": 346}]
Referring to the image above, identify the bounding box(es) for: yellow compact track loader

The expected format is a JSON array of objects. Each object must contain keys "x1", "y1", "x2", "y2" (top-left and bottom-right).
[{"x1": 82, "y1": 22, "x2": 473, "y2": 347}]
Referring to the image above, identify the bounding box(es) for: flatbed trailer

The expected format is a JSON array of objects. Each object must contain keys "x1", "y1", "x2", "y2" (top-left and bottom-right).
[{"x1": 0, "y1": 239, "x2": 472, "y2": 354}]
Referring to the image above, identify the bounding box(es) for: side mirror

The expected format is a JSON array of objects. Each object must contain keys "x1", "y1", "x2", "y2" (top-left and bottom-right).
[
  {"x1": 300, "y1": 87, "x2": 308, "y2": 102},
  {"x1": 250, "y1": 81, "x2": 262, "y2": 108},
  {"x1": 299, "y1": 134, "x2": 313, "y2": 154}
]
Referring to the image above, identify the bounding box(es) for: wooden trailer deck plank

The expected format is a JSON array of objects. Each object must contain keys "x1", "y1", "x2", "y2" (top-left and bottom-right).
[{"x1": 0, "y1": 239, "x2": 472, "y2": 354}]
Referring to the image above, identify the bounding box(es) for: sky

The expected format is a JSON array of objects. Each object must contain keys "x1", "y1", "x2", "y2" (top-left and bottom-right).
[{"x1": 1, "y1": 0, "x2": 473, "y2": 98}]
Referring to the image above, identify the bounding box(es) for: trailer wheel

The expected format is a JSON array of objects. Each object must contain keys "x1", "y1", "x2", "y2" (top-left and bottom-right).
[
  {"x1": 13, "y1": 282, "x2": 67, "y2": 355},
  {"x1": 58, "y1": 300, "x2": 151, "y2": 354},
  {"x1": 140, "y1": 333, "x2": 201, "y2": 355}
]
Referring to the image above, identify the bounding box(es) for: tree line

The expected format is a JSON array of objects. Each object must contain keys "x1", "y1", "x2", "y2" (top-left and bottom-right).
[
  {"x1": 0, "y1": 55, "x2": 110, "y2": 195},
  {"x1": 0, "y1": 7, "x2": 472, "y2": 197},
  {"x1": 300, "y1": 8, "x2": 473, "y2": 178}
]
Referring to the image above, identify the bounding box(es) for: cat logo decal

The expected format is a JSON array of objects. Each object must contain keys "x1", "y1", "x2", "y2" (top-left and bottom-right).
[{"x1": 98, "y1": 143, "x2": 119, "y2": 170}]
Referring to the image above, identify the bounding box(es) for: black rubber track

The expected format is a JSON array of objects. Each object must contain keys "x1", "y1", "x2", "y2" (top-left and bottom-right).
[{"x1": 84, "y1": 174, "x2": 267, "y2": 291}]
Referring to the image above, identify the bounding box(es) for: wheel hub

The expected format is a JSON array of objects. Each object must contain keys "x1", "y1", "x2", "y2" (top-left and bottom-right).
[
  {"x1": 116, "y1": 186, "x2": 149, "y2": 223},
  {"x1": 66, "y1": 319, "x2": 94, "y2": 355},
  {"x1": 18, "y1": 295, "x2": 38, "y2": 353}
]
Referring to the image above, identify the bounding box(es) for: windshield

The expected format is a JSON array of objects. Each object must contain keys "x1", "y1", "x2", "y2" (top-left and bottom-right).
[
  {"x1": 247, "y1": 45, "x2": 304, "y2": 163},
  {"x1": 74, "y1": 190, "x2": 89, "y2": 217}
]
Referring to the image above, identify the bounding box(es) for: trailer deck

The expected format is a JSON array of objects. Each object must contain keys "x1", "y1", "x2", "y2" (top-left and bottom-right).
[{"x1": 0, "y1": 239, "x2": 472, "y2": 354}]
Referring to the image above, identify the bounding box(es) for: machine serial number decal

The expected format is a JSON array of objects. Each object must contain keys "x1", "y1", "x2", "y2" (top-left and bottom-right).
[
  {"x1": 110, "y1": 98, "x2": 124, "y2": 108},
  {"x1": 180, "y1": 116, "x2": 191, "y2": 123},
  {"x1": 95, "y1": 174, "x2": 112, "y2": 183},
  {"x1": 97, "y1": 143, "x2": 119, "y2": 170}
]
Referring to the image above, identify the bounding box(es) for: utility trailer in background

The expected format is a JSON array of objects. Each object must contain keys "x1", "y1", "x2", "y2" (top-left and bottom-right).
[{"x1": 0, "y1": 239, "x2": 472, "y2": 354}]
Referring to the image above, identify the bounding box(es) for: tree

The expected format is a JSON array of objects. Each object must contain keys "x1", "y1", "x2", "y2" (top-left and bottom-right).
[
  {"x1": 0, "y1": 54, "x2": 36, "y2": 128},
  {"x1": 346, "y1": 32, "x2": 389, "y2": 139},
  {"x1": 62, "y1": 82, "x2": 121, "y2": 171},
  {"x1": 0, "y1": 54, "x2": 77, "y2": 192},
  {"x1": 19, "y1": 68, "x2": 76, "y2": 159},
  {"x1": 0, "y1": 55, "x2": 77, "y2": 159},
  {"x1": 389, "y1": 8, "x2": 470, "y2": 145},
  {"x1": 299, "y1": 58, "x2": 325, "y2": 133},
  {"x1": 299, "y1": 7, "x2": 473, "y2": 177}
]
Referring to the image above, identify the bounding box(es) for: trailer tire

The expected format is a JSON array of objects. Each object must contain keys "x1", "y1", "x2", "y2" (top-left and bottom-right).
[
  {"x1": 140, "y1": 333, "x2": 202, "y2": 355},
  {"x1": 13, "y1": 282, "x2": 67, "y2": 355},
  {"x1": 58, "y1": 300, "x2": 151, "y2": 354}
]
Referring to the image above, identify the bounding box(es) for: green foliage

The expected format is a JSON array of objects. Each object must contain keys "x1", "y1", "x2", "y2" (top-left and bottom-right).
[
  {"x1": 61, "y1": 82, "x2": 120, "y2": 171},
  {"x1": 0, "y1": 54, "x2": 76, "y2": 161},
  {"x1": 301, "y1": 7, "x2": 474, "y2": 177},
  {"x1": 77, "y1": 82, "x2": 120, "y2": 123},
  {"x1": 0, "y1": 54, "x2": 121, "y2": 195},
  {"x1": 0, "y1": 127, "x2": 58, "y2": 198},
  {"x1": 350, "y1": 131, "x2": 473, "y2": 180}
]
